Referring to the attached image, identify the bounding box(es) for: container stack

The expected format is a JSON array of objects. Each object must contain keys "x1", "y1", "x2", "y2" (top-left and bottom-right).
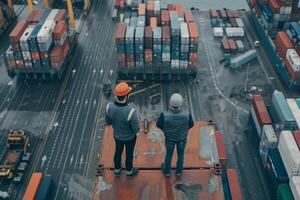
[
  {"x1": 115, "y1": 1, "x2": 199, "y2": 80},
  {"x1": 248, "y1": 92, "x2": 300, "y2": 199},
  {"x1": 4, "y1": 9, "x2": 76, "y2": 80},
  {"x1": 0, "y1": 4, "x2": 15, "y2": 36}
]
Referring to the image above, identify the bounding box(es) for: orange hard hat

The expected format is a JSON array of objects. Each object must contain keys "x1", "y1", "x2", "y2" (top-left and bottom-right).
[{"x1": 114, "y1": 82, "x2": 132, "y2": 96}]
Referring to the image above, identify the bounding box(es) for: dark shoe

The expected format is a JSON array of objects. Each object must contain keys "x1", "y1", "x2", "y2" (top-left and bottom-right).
[
  {"x1": 161, "y1": 163, "x2": 170, "y2": 177},
  {"x1": 127, "y1": 168, "x2": 139, "y2": 177},
  {"x1": 175, "y1": 171, "x2": 182, "y2": 177},
  {"x1": 114, "y1": 168, "x2": 121, "y2": 176}
]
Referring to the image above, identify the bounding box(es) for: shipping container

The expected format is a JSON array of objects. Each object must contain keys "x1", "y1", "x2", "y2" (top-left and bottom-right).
[
  {"x1": 188, "y1": 22, "x2": 199, "y2": 44},
  {"x1": 225, "y1": 27, "x2": 245, "y2": 37},
  {"x1": 276, "y1": 32, "x2": 294, "y2": 59},
  {"x1": 287, "y1": 98, "x2": 300, "y2": 129},
  {"x1": 116, "y1": 23, "x2": 127, "y2": 44},
  {"x1": 259, "y1": 125, "x2": 278, "y2": 167},
  {"x1": 236, "y1": 40, "x2": 245, "y2": 52},
  {"x1": 229, "y1": 49, "x2": 257, "y2": 69},
  {"x1": 221, "y1": 39, "x2": 230, "y2": 52},
  {"x1": 267, "y1": 149, "x2": 289, "y2": 193},
  {"x1": 276, "y1": 184, "x2": 294, "y2": 200},
  {"x1": 138, "y1": 3, "x2": 145, "y2": 16},
  {"x1": 210, "y1": 8, "x2": 218, "y2": 18},
  {"x1": 20, "y1": 27, "x2": 35, "y2": 52},
  {"x1": 215, "y1": 131, "x2": 227, "y2": 168},
  {"x1": 184, "y1": 10, "x2": 193, "y2": 23},
  {"x1": 213, "y1": 27, "x2": 223, "y2": 37},
  {"x1": 290, "y1": 176, "x2": 300, "y2": 200},
  {"x1": 293, "y1": 131, "x2": 300, "y2": 150},
  {"x1": 23, "y1": 173, "x2": 43, "y2": 200},
  {"x1": 228, "y1": 39, "x2": 237, "y2": 51},
  {"x1": 9, "y1": 20, "x2": 27, "y2": 44},
  {"x1": 161, "y1": 10, "x2": 170, "y2": 26},
  {"x1": 35, "y1": 175, "x2": 53, "y2": 200},
  {"x1": 278, "y1": 130, "x2": 300, "y2": 177},
  {"x1": 270, "y1": 90, "x2": 296, "y2": 130},
  {"x1": 226, "y1": 169, "x2": 243, "y2": 200}
]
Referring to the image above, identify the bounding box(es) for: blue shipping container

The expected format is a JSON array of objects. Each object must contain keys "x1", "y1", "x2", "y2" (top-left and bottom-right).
[
  {"x1": 262, "y1": 5, "x2": 274, "y2": 23},
  {"x1": 266, "y1": 149, "x2": 289, "y2": 193},
  {"x1": 289, "y1": 22, "x2": 300, "y2": 40},
  {"x1": 35, "y1": 175, "x2": 53, "y2": 200}
]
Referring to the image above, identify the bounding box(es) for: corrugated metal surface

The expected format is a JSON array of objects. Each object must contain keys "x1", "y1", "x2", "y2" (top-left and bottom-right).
[
  {"x1": 287, "y1": 98, "x2": 300, "y2": 129},
  {"x1": 215, "y1": 131, "x2": 227, "y2": 168},
  {"x1": 93, "y1": 169, "x2": 224, "y2": 200},
  {"x1": 259, "y1": 125, "x2": 277, "y2": 167},
  {"x1": 290, "y1": 176, "x2": 300, "y2": 200},
  {"x1": 276, "y1": 184, "x2": 294, "y2": 200},
  {"x1": 226, "y1": 169, "x2": 243, "y2": 200},
  {"x1": 278, "y1": 131, "x2": 300, "y2": 177},
  {"x1": 99, "y1": 122, "x2": 218, "y2": 169}
]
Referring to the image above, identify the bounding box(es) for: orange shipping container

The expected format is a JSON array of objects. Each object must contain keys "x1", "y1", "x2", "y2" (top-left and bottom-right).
[
  {"x1": 9, "y1": 20, "x2": 28, "y2": 43},
  {"x1": 150, "y1": 17, "x2": 157, "y2": 29},
  {"x1": 188, "y1": 22, "x2": 199, "y2": 44},
  {"x1": 227, "y1": 169, "x2": 243, "y2": 200},
  {"x1": 138, "y1": 4, "x2": 145, "y2": 16},
  {"x1": 23, "y1": 173, "x2": 43, "y2": 200}
]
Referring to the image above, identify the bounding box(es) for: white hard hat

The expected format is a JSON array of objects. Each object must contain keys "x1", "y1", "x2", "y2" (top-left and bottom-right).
[{"x1": 170, "y1": 93, "x2": 183, "y2": 108}]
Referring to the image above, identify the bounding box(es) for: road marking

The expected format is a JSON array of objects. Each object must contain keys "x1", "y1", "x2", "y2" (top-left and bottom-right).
[
  {"x1": 93, "y1": 99, "x2": 96, "y2": 107},
  {"x1": 41, "y1": 155, "x2": 47, "y2": 168},
  {"x1": 53, "y1": 122, "x2": 59, "y2": 127},
  {"x1": 85, "y1": 99, "x2": 88, "y2": 106},
  {"x1": 77, "y1": 99, "x2": 79, "y2": 104},
  {"x1": 7, "y1": 81, "x2": 13, "y2": 86},
  {"x1": 70, "y1": 155, "x2": 73, "y2": 166},
  {"x1": 63, "y1": 99, "x2": 66, "y2": 104},
  {"x1": 80, "y1": 154, "x2": 84, "y2": 168}
]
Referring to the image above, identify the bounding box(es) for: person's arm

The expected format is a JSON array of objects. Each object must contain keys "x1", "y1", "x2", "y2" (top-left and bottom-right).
[
  {"x1": 105, "y1": 103, "x2": 112, "y2": 125},
  {"x1": 188, "y1": 113, "x2": 194, "y2": 129},
  {"x1": 156, "y1": 113, "x2": 164, "y2": 130},
  {"x1": 130, "y1": 110, "x2": 140, "y2": 135}
]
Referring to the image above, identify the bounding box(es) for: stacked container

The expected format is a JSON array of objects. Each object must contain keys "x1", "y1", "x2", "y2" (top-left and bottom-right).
[
  {"x1": 259, "y1": 125, "x2": 278, "y2": 167},
  {"x1": 116, "y1": 23, "x2": 127, "y2": 69},
  {"x1": 170, "y1": 11, "x2": 180, "y2": 70},
  {"x1": 290, "y1": 176, "x2": 300, "y2": 199},
  {"x1": 278, "y1": 130, "x2": 300, "y2": 177},
  {"x1": 162, "y1": 26, "x2": 170, "y2": 72},
  {"x1": 125, "y1": 26, "x2": 135, "y2": 69},
  {"x1": 144, "y1": 26, "x2": 153, "y2": 70},
  {"x1": 287, "y1": 98, "x2": 300, "y2": 129},
  {"x1": 188, "y1": 23, "x2": 198, "y2": 69},
  {"x1": 153, "y1": 27, "x2": 161, "y2": 71},
  {"x1": 135, "y1": 27, "x2": 144, "y2": 70},
  {"x1": 180, "y1": 23, "x2": 189, "y2": 69}
]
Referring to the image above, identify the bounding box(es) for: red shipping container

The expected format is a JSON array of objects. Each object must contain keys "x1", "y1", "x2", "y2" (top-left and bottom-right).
[
  {"x1": 189, "y1": 53, "x2": 197, "y2": 62},
  {"x1": 145, "y1": 50, "x2": 153, "y2": 62},
  {"x1": 215, "y1": 131, "x2": 227, "y2": 168},
  {"x1": 62, "y1": 39, "x2": 70, "y2": 59},
  {"x1": 50, "y1": 46, "x2": 63, "y2": 63},
  {"x1": 53, "y1": 21, "x2": 67, "y2": 40},
  {"x1": 116, "y1": 23, "x2": 127, "y2": 44},
  {"x1": 284, "y1": 57, "x2": 300, "y2": 80},
  {"x1": 31, "y1": 52, "x2": 40, "y2": 61},
  {"x1": 126, "y1": 61, "x2": 134, "y2": 69},
  {"x1": 227, "y1": 169, "x2": 243, "y2": 200},
  {"x1": 145, "y1": 27, "x2": 153, "y2": 49},
  {"x1": 161, "y1": 11, "x2": 170, "y2": 26},
  {"x1": 188, "y1": 23, "x2": 199, "y2": 44},
  {"x1": 9, "y1": 20, "x2": 27, "y2": 43},
  {"x1": 175, "y1": 4, "x2": 183, "y2": 14},
  {"x1": 269, "y1": 0, "x2": 280, "y2": 14},
  {"x1": 26, "y1": 10, "x2": 38, "y2": 23},
  {"x1": 275, "y1": 32, "x2": 293, "y2": 59},
  {"x1": 55, "y1": 9, "x2": 67, "y2": 22},
  {"x1": 220, "y1": 9, "x2": 227, "y2": 19},
  {"x1": 210, "y1": 9, "x2": 218, "y2": 18},
  {"x1": 184, "y1": 10, "x2": 194, "y2": 23},
  {"x1": 228, "y1": 39, "x2": 237, "y2": 51},
  {"x1": 162, "y1": 26, "x2": 170, "y2": 44},
  {"x1": 252, "y1": 95, "x2": 272, "y2": 126},
  {"x1": 167, "y1": 4, "x2": 175, "y2": 11},
  {"x1": 226, "y1": 10, "x2": 233, "y2": 18},
  {"x1": 126, "y1": 53, "x2": 134, "y2": 61},
  {"x1": 293, "y1": 131, "x2": 300, "y2": 150},
  {"x1": 232, "y1": 10, "x2": 239, "y2": 18},
  {"x1": 221, "y1": 39, "x2": 230, "y2": 51},
  {"x1": 249, "y1": 0, "x2": 256, "y2": 8}
]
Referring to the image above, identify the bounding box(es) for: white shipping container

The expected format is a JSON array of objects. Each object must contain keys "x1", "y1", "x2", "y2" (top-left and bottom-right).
[
  {"x1": 290, "y1": 176, "x2": 300, "y2": 200},
  {"x1": 251, "y1": 106, "x2": 262, "y2": 138},
  {"x1": 213, "y1": 27, "x2": 223, "y2": 37},
  {"x1": 162, "y1": 53, "x2": 170, "y2": 61},
  {"x1": 259, "y1": 125, "x2": 277, "y2": 167},
  {"x1": 20, "y1": 27, "x2": 35, "y2": 52},
  {"x1": 154, "y1": 1, "x2": 160, "y2": 11},
  {"x1": 22, "y1": 51, "x2": 31, "y2": 60},
  {"x1": 180, "y1": 23, "x2": 189, "y2": 45},
  {"x1": 235, "y1": 18, "x2": 244, "y2": 27},
  {"x1": 171, "y1": 60, "x2": 179, "y2": 69},
  {"x1": 45, "y1": 9, "x2": 59, "y2": 21},
  {"x1": 278, "y1": 131, "x2": 300, "y2": 177},
  {"x1": 286, "y1": 49, "x2": 300, "y2": 72},
  {"x1": 37, "y1": 20, "x2": 55, "y2": 44},
  {"x1": 287, "y1": 98, "x2": 300, "y2": 130},
  {"x1": 225, "y1": 27, "x2": 244, "y2": 37},
  {"x1": 180, "y1": 60, "x2": 188, "y2": 68}
]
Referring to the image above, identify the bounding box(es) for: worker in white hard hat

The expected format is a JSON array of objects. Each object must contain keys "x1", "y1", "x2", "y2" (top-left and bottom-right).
[{"x1": 156, "y1": 93, "x2": 194, "y2": 177}]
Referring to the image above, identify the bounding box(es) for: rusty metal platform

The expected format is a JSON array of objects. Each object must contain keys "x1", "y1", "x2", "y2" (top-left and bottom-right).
[
  {"x1": 92, "y1": 169, "x2": 224, "y2": 200},
  {"x1": 99, "y1": 121, "x2": 219, "y2": 169}
]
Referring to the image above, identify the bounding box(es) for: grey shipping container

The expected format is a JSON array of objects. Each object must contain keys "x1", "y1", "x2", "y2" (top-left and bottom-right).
[
  {"x1": 135, "y1": 27, "x2": 144, "y2": 43},
  {"x1": 180, "y1": 23, "x2": 189, "y2": 45},
  {"x1": 125, "y1": 26, "x2": 135, "y2": 44},
  {"x1": 137, "y1": 16, "x2": 145, "y2": 27},
  {"x1": 235, "y1": 40, "x2": 245, "y2": 52}
]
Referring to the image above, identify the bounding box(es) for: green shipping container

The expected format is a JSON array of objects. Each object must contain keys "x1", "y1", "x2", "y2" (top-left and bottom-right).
[{"x1": 276, "y1": 184, "x2": 294, "y2": 200}]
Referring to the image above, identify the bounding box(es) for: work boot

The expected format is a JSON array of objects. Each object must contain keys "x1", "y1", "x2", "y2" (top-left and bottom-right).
[
  {"x1": 127, "y1": 168, "x2": 139, "y2": 177},
  {"x1": 175, "y1": 171, "x2": 182, "y2": 177},
  {"x1": 114, "y1": 168, "x2": 121, "y2": 176},
  {"x1": 161, "y1": 163, "x2": 170, "y2": 177}
]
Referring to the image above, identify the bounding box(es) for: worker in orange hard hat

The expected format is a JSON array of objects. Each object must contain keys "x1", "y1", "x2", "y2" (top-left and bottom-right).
[{"x1": 105, "y1": 82, "x2": 140, "y2": 177}]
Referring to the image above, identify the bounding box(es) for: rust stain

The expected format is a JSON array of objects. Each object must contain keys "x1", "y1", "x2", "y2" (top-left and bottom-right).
[
  {"x1": 93, "y1": 169, "x2": 224, "y2": 200},
  {"x1": 99, "y1": 121, "x2": 215, "y2": 169}
]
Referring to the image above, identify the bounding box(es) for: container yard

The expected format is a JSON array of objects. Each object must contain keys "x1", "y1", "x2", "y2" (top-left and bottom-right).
[
  {"x1": 3, "y1": 8, "x2": 77, "y2": 80},
  {"x1": 2, "y1": 0, "x2": 300, "y2": 198}
]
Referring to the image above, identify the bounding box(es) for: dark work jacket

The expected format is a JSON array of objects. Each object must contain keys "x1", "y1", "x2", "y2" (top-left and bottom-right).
[{"x1": 156, "y1": 108, "x2": 194, "y2": 142}]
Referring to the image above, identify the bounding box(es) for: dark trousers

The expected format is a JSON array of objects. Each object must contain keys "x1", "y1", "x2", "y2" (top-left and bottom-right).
[
  {"x1": 163, "y1": 139, "x2": 187, "y2": 174},
  {"x1": 114, "y1": 136, "x2": 136, "y2": 171}
]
